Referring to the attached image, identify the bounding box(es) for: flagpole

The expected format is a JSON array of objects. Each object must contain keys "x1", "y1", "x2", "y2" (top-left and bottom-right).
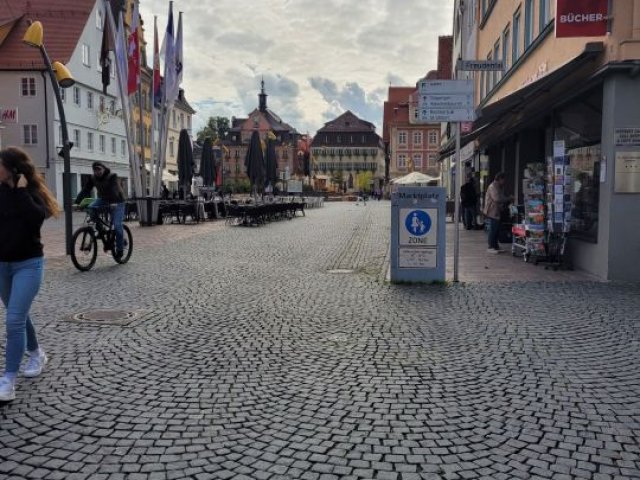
[{"x1": 103, "y1": 0, "x2": 143, "y2": 201}]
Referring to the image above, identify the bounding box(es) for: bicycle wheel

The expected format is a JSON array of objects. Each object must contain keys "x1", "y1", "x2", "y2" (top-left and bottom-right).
[
  {"x1": 71, "y1": 226, "x2": 98, "y2": 271},
  {"x1": 112, "y1": 224, "x2": 133, "y2": 264}
]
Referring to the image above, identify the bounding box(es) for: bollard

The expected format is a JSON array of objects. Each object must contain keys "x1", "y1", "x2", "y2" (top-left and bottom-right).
[{"x1": 145, "y1": 196, "x2": 153, "y2": 226}]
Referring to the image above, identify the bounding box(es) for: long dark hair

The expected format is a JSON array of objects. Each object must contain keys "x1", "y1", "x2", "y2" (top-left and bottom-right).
[{"x1": 0, "y1": 147, "x2": 59, "y2": 218}]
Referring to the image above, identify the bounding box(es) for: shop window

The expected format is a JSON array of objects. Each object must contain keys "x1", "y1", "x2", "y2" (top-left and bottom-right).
[
  {"x1": 566, "y1": 145, "x2": 600, "y2": 242},
  {"x1": 555, "y1": 88, "x2": 603, "y2": 242}
]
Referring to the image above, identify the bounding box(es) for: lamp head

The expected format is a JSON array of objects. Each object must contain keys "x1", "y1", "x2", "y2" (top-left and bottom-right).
[
  {"x1": 23, "y1": 21, "x2": 44, "y2": 48},
  {"x1": 52, "y1": 61, "x2": 75, "y2": 88}
]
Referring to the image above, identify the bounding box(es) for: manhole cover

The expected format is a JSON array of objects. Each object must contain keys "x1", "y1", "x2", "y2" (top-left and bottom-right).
[
  {"x1": 327, "y1": 269, "x2": 354, "y2": 274},
  {"x1": 67, "y1": 309, "x2": 146, "y2": 326}
]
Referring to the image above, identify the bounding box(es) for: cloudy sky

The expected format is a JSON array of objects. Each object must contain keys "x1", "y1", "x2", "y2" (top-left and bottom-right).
[{"x1": 139, "y1": 0, "x2": 454, "y2": 136}]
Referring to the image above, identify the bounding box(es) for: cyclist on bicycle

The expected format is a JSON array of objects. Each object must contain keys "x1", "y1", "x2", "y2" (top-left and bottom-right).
[{"x1": 75, "y1": 161, "x2": 126, "y2": 258}]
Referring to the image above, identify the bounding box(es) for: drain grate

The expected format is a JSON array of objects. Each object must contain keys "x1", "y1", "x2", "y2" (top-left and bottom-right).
[{"x1": 66, "y1": 309, "x2": 147, "y2": 326}]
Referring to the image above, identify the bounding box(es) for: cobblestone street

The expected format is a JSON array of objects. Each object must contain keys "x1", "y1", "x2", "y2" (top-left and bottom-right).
[{"x1": 1, "y1": 202, "x2": 639, "y2": 480}]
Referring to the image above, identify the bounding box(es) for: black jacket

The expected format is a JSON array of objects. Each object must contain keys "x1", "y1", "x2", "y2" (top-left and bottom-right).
[
  {"x1": 0, "y1": 184, "x2": 47, "y2": 261},
  {"x1": 460, "y1": 181, "x2": 478, "y2": 208},
  {"x1": 75, "y1": 167, "x2": 125, "y2": 204}
]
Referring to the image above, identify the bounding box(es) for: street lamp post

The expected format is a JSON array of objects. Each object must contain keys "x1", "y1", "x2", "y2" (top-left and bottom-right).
[{"x1": 23, "y1": 21, "x2": 75, "y2": 254}]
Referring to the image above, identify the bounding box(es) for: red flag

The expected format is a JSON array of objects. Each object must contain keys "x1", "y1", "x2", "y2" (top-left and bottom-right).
[
  {"x1": 153, "y1": 17, "x2": 162, "y2": 107},
  {"x1": 127, "y1": 2, "x2": 140, "y2": 95}
]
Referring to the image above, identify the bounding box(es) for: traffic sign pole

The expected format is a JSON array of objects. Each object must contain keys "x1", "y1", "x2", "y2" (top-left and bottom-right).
[{"x1": 454, "y1": 123, "x2": 461, "y2": 283}]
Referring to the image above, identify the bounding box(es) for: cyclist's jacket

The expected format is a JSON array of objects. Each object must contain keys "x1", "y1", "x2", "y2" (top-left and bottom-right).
[
  {"x1": 0, "y1": 183, "x2": 46, "y2": 261},
  {"x1": 75, "y1": 163, "x2": 125, "y2": 204}
]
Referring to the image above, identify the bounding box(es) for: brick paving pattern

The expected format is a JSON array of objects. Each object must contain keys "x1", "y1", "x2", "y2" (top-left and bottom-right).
[{"x1": 1, "y1": 202, "x2": 639, "y2": 479}]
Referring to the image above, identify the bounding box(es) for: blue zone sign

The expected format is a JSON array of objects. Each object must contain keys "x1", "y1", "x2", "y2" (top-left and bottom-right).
[{"x1": 399, "y1": 209, "x2": 438, "y2": 246}]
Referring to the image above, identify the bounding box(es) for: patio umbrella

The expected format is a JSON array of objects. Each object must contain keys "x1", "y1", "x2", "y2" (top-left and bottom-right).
[
  {"x1": 264, "y1": 135, "x2": 278, "y2": 191},
  {"x1": 177, "y1": 129, "x2": 194, "y2": 198},
  {"x1": 199, "y1": 138, "x2": 215, "y2": 187},
  {"x1": 245, "y1": 130, "x2": 264, "y2": 194}
]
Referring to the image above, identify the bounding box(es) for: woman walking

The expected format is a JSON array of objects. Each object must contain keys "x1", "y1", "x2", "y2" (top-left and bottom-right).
[{"x1": 0, "y1": 147, "x2": 58, "y2": 401}]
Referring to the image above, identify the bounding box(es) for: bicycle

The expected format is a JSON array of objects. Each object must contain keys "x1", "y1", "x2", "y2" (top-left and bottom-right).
[{"x1": 70, "y1": 205, "x2": 133, "y2": 271}]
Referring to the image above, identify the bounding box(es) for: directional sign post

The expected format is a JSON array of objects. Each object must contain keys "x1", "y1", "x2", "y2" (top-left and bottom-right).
[
  {"x1": 417, "y1": 79, "x2": 475, "y2": 282},
  {"x1": 417, "y1": 79, "x2": 475, "y2": 124}
]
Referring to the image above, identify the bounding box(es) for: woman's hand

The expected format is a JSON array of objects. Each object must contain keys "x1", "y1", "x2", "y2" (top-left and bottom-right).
[{"x1": 16, "y1": 174, "x2": 28, "y2": 188}]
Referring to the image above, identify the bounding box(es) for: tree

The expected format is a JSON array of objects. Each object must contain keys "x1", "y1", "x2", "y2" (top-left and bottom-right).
[
  {"x1": 357, "y1": 171, "x2": 373, "y2": 192},
  {"x1": 196, "y1": 116, "x2": 230, "y2": 144}
]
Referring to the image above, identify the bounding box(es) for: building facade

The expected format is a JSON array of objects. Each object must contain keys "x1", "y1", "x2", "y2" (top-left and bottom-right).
[
  {"x1": 311, "y1": 111, "x2": 385, "y2": 193},
  {"x1": 0, "y1": 0, "x2": 129, "y2": 203},
  {"x1": 164, "y1": 89, "x2": 195, "y2": 189},
  {"x1": 383, "y1": 86, "x2": 442, "y2": 182},
  {"x1": 459, "y1": 0, "x2": 640, "y2": 281},
  {"x1": 223, "y1": 81, "x2": 301, "y2": 189}
]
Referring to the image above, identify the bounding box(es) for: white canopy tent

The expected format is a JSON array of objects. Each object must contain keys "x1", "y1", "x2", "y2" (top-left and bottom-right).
[{"x1": 390, "y1": 171, "x2": 440, "y2": 185}]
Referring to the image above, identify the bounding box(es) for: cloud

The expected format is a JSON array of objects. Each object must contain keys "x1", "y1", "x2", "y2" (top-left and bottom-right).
[
  {"x1": 139, "y1": 0, "x2": 453, "y2": 135},
  {"x1": 309, "y1": 78, "x2": 383, "y2": 130}
]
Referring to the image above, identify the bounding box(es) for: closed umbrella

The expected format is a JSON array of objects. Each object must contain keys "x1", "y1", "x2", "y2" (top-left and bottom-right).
[
  {"x1": 264, "y1": 135, "x2": 278, "y2": 192},
  {"x1": 199, "y1": 138, "x2": 215, "y2": 187},
  {"x1": 245, "y1": 130, "x2": 264, "y2": 195},
  {"x1": 177, "y1": 129, "x2": 194, "y2": 198}
]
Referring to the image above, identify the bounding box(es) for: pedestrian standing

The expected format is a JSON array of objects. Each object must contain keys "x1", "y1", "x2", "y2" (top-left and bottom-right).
[
  {"x1": 483, "y1": 172, "x2": 513, "y2": 254},
  {"x1": 0, "y1": 147, "x2": 59, "y2": 401},
  {"x1": 460, "y1": 175, "x2": 478, "y2": 230}
]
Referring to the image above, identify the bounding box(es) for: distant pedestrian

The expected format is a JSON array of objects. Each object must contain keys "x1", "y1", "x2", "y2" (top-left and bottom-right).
[
  {"x1": 483, "y1": 172, "x2": 513, "y2": 254},
  {"x1": 161, "y1": 183, "x2": 170, "y2": 200},
  {"x1": 460, "y1": 175, "x2": 478, "y2": 230},
  {"x1": 0, "y1": 147, "x2": 59, "y2": 401}
]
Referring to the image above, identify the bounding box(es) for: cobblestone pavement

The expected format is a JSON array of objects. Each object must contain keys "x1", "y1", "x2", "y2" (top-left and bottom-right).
[{"x1": 1, "y1": 202, "x2": 640, "y2": 480}]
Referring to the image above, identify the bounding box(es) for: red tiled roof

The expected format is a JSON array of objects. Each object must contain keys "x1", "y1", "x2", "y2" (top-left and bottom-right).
[
  {"x1": 316, "y1": 111, "x2": 376, "y2": 133},
  {"x1": 0, "y1": 0, "x2": 95, "y2": 70},
  {"x1": 382, "y1": 87, "x2": 416, "y2": 142}
]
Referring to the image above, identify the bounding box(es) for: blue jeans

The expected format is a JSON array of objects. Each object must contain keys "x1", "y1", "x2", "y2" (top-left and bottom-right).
[
  {"x1": 0, "y1": 257, "x2": 44, "y2": 375},
  {"x1": 487, "y1": 217, "x2": 500, "y2": 249},
  {"x1": 463, "y1": 206, "x2": 476, "y2": 229},
  {"x1": 89, "y1": 199, "x2": 125, "y2": 252}
]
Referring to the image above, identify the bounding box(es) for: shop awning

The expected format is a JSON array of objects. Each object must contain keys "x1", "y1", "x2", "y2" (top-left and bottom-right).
[{"x1": 439, "y1": 41, "x2": 604, "y2": 159}]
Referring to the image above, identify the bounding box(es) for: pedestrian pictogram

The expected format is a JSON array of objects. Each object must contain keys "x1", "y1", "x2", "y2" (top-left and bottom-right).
[{"x1": 405, "y1": 210, "x2": 431, "y2": 236}]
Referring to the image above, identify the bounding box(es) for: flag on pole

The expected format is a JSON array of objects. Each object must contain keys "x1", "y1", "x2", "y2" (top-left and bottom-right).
[
  {"x1": 173, "y1": 12, "x2": 183, "y2": 97},
  {"x1": 127, "y1": 1, "x2": 140, "y2": 95},
  {"x1": 99, "y1": 11, "x2": 112, "y2": 94},
  {"x1": 153, "y1": 17, "x2": 162, "y2": 108},
  {"x1": 162, "y1": 2, "x2": 175, "y2": 105},
  {"x1": 114, "y1": 12, "x2": 127, "y2": 87}
]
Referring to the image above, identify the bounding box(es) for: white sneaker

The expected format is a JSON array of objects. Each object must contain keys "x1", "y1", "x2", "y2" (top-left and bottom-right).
[
  {"x1": 24, "y1": 349, "x2": 48, "y2": 378},
  {"x1": 0, "y1": 377, "x2": 16, "y2": 401},
  {"x1": 487, "y1": 248, "x2": 500, "y2": 254}
]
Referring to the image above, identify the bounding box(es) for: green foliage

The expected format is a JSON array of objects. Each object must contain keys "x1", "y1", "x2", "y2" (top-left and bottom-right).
[
  {"x1": 356, "y1": 171, "x2": 373, "y2": 191},
  {"x1": 223, "y1": 178, "x2": 251, "y2": 193},
  {"x1": 196, "y1": 116, "x2": 230, "y2": 144}
]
